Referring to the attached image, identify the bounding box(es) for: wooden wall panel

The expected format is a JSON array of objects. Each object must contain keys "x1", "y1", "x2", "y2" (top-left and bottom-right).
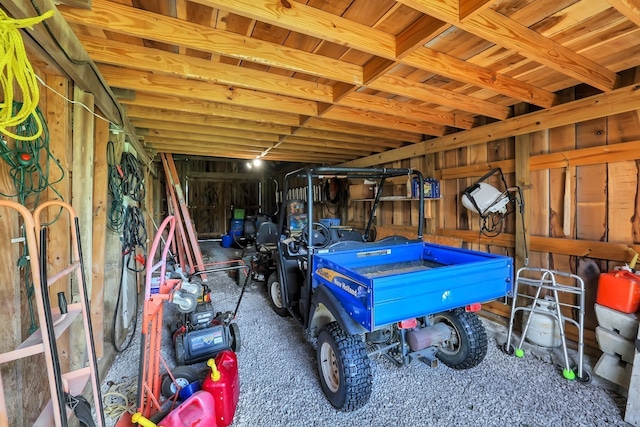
[
  {"x1": 90, "y1": 117, "x2": 109, "y2": 357},
  {"x1": 43, "y1": 74, "x2": 72, "y2": 375},
  {"x1": 575, "y1": 111, "x2": 608, "y2": 333},
  {"x1": 70, "y1": 87, "x2": 95, "y2": 369},
  {"x1": 442, "y1": 149, "x2": 459, "y2": 232},
  {"x1": 467, "y1": 142, "x2": 487, "y2": 251},
  {"x1": 528, "y1": 130, "x2": 550, "y2": 269}
]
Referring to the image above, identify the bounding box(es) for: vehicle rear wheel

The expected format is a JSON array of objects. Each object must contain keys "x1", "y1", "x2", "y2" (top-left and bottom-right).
[
  {"x1": 316, "y1": 322, "x2": 372, "y2": 411},
  {"x1": 432, "y1": 310, "x2": 487, "y2": 369},
  {"x1": 267, "y1": 273, "x2": 289, "y2": 317}
]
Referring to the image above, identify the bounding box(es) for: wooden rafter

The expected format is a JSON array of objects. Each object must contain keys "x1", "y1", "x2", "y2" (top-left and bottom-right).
[
  {"x1": 395, "y1": 0, "x2": 618, "y2": 91},
  {"x1": 343, "y1": 83, "x2": 640, "y2": 167}
]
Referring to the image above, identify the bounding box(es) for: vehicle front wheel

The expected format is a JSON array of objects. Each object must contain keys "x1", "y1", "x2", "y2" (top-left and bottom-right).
[
  {"x1": 267, "y1": 273, "x2": 289, "y2": 317},
  {"x1": 432, "y1": 310, "x2": 487, "y2": 369},
  {"x1": 316, "y1": 322, "x2": 372, "y2": 411}
]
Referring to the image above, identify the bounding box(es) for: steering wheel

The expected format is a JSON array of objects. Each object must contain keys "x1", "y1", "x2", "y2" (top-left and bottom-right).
[{"x1": 301, "y1": 222, "x2": 331, "y2": 248}]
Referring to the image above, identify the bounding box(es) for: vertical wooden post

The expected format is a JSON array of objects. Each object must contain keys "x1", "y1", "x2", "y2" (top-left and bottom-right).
[
  {"x1": 44, "y1": 73, "x2": 72, "y2": 373},
  {"x1": 91, "y1": 115, "x2": 109, "y2": 357},
  {"x1": 514, "y1": 103, "x2": 531, "y2": 271},
  {"x1": 71, "y1": 86, "x2": 95, "y2": 368}
]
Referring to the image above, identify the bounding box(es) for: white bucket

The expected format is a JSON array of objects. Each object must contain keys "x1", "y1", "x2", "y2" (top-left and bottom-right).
[{"x1": 522, "y1": 297, "x2": 563, "y2": 348}]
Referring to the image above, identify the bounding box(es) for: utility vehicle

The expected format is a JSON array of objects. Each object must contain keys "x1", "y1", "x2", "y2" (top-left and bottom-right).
[{"x1": 268, "y1": 167, "x2": 513, "y2": 411}]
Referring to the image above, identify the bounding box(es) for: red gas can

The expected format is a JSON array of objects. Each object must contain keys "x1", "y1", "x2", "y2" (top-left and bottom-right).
[
  {"x1": 158, "y1": 390, "x2": 217, "y2": 427},
  {"x1": 201, "y1": 350, "x2": 240, "y2": 427},
  {"x1": 596, "y1": 270, "x2": 640, "y2": 314}
]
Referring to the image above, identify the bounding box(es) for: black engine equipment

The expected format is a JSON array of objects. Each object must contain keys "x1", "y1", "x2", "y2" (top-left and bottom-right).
[{"x1": 172, "y1": 283, "x2": 240, "y2": 366}]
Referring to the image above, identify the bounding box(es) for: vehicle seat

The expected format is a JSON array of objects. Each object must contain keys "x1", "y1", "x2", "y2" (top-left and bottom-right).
[
  {"x1": 334, "y1": 228, "x2": 363, "y2": 242},
  {"x1": 256, "y1": 221, "x2": 279, "y2": 252}
]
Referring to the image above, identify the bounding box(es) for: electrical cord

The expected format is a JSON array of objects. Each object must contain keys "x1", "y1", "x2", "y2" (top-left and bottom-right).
[
  {"x1": 122, "y1": 205, "x2": 147, "y2": 265},
  {"x1": 0, "y1": 104, "x2": 65, "y2": 207},
  {"x1": 112, "y1": 206, "x2": 147, "y2": 353},
  {"x1": 0, "y1": 8, "x2": 53, "y2": 141},
  {"x1": 112, "y1": 252, "x2": 138, "y2": 353},
  {"x1": 113, "y1": 206, "x2": 147, "y2": 352},
  {"x1": 27, "y1": 0, "x2": 127, "y2": 128},
  {"x1": 107, "y1": 141, "x2": 125, "y2": 232},
  {"x1": 121, "y1": 152, "x2": 145, "y2": 202}
]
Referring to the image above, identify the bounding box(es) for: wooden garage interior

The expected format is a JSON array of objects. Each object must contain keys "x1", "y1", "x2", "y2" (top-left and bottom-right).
[{"x1": 1, "y1": 0, "x2": 640, "y2": 425}]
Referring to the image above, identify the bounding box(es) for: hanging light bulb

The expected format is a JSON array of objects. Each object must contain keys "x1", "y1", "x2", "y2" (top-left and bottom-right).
[{"x1": 253, "y1": 158, "x2": 262, "y2": 167}]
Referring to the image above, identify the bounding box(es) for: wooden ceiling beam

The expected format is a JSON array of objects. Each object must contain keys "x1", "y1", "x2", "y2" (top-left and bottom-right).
[
  {"x1": 78, "y1": 35, "x2": 334, "y2": 103},
  {"x1": 292, "y1": 128, "x2": 405, "y2": 148},
  {"x1": 342, "y1": 82, "x2": 640, "y2": 167},
  {"x1": 458, "y1": 0, "x2": 495, "y2": 21},
  {"x1": 58, "y1": 0, "x2": 364, "y2": 84},
  {"x1": 193, "y1": 0, "x2": 397, "y2": 58},
  {"x1": 135, "y1": 121, "x2": 281, "y2": 142},
  {"x1": 260, "y1": 143, "x2": 370, "y2": 157},
  {"x1": 121, "y1": 92, "x2": 300, "y2": 126},
  {"x1": 144, "y1": 133, "x2": 370, "y2": 156},
  {"x1": 148, "y1": 142, "x2": 348, "y2": 163},
  {"x1": 194, "y1": 0, "x2": 554, "y2": 107},
  {"x1": 99, "y1": 65, "x2": 317, "y2": 117},
  {"x1": 144, "y1": 135, "x2": 269, "y2": 149},
  {"x1": 401, "y1": 47, "x2": 558, "y2": 108},
  {"x1": 321, "y1": 106, "x2": 446, "y2": 136},
  {"x1": 606, "y1": 0, "x2": 640, "y2": 29},
  {"x1": 138, "y1": 128, "x2": 278, "y2": 144},
  {"x1": 395, "y1": 15, "x2": 450, "y2": 58},
  {"x1": 84, "y1": 35, "x2": 472, "y2": 128},
  {"x1": 277, "y1": 136, "x2": 387, "y2": 153},
  {"x1": 146, "y1": 143, "x2": 265, "y2": 158},
  {"x1": 302, "y1": 117, "x2": 422, "y2": 142},
  {"x1": 126, "y1": 106, "x2": 293, "y2": 134},
  {"x1": 339, "y1": 92, "x2": 476, "y2": 129},
  {"x1": 395, "y1": 0, "x2": 618, "y2": 91},
  {"x1": 369, "y1": 75, "x2": 511, "y2": 119}
]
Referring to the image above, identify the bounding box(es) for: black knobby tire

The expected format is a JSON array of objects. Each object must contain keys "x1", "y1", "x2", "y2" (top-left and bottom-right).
[
  {"x1": 230, "y1": 322, "x2": 241, "y2": 352},
  {"x1": 316, "y1": 322, "x2": 372, "y2": 411},
  {"x1": 432, "y1": 310, "x2": 487, "y2": 369},
  {"x1": 174, "y1": 335, "x2": 186, "y2": 366},
  {"x1": 161, "y1": 365, "x2": 199, "y2": 398},
  {"x1": 267, "y1": 273, "x2": 289, "y2": 317}
]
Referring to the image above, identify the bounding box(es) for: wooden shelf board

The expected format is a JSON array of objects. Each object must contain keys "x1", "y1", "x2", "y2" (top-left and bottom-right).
[{"x1": 0, "y1": 305, "x2": 82, "y2": 364}]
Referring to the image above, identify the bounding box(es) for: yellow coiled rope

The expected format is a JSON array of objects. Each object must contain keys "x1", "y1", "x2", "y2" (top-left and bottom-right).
[{"x1": 0, "y1": 8, "x2": 54, "y2": 141}]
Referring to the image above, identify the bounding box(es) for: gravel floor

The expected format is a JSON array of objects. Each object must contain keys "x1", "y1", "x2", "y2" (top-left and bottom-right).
[{"x1": 101, "y1": 242, "x2": 631, "y2": 427}]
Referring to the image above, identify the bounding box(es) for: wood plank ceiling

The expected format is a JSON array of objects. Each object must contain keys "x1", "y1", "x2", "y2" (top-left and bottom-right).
[{"x1": 54, "y1": 0, "x2": 640, "y2": 164}]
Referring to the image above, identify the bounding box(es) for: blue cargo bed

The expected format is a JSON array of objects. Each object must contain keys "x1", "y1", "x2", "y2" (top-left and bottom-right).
[{"x1": 312, "y1": 241, "x2": 513, "y2": 332}]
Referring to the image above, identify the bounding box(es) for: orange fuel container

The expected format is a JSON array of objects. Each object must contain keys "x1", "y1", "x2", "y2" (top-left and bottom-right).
[{"x1": 596, "y1": 271, "x2": 640, "y2": 314}]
